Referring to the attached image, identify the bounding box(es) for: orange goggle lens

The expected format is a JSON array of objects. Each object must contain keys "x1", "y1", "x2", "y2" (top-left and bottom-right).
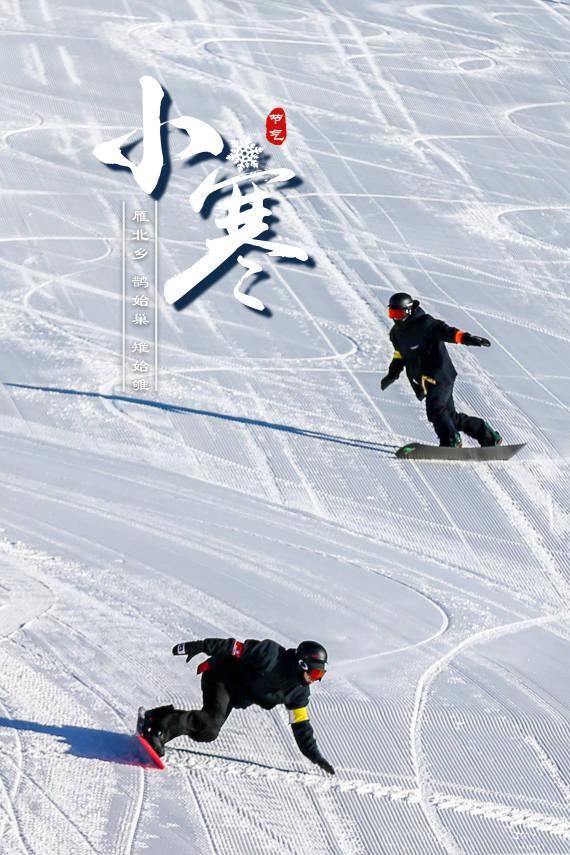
[
  {"x1": 388, "y1": 307, "x2": 407, "y2": 320},
  {"x1": 308, "y1": 668, "x2": 326, "y2": 681}
]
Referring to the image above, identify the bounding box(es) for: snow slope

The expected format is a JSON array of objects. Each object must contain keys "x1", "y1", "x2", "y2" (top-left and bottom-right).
[{"x1": 0, "y1": 0, "x2": 569, "y2": 852}]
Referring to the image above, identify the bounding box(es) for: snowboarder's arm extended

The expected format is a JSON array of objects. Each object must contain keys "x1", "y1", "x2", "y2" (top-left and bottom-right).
[
  {"x1": 432, "y1": 320, "x2": 491, "y2": 348},
  {"x1": 172, "y1": 637, "x2": 242, "y2": 662},
  {"x1": 380, "y1": 332, "x2": 405, "y2": 391},
  {"x1": 289, "y1": 707, "x2": 334, "y2": 775},
  {"x1": 172, "y1": 637, "x2": 279, "y2": 670}
]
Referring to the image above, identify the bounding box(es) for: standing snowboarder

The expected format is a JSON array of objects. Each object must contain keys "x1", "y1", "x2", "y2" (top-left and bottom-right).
[
  {"x1": 140, "y1": 637, "x2": 334, "y2": 774},
  {"x1": 380, "y1": 293, "x2": 502, "y2": 448}
]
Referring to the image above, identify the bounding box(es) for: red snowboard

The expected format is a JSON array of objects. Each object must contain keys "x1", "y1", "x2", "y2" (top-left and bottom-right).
[{"x1": 136, "y1": 708, "x2": 165, "y2": 770}]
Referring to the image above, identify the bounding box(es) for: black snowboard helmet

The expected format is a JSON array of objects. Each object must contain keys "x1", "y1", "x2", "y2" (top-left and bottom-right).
[
  {"x1": 388, "y1": 292, "x2": 418, "y2": 321},
  {"x1": 296, "y1": 640, "x2": 328, "y2": 681}
]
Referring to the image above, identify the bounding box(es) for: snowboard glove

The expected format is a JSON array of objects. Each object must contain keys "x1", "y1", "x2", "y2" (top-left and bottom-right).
[
  {"x1": 380, "y1": 375, "x2": 395, "y2": 391},
  {"x1": 461, "y1": 333, "x2": 491, "y2": 347},
  {"x1": 316, "y1": 758, "x2": 335, "y2": 775},
  {"x1": 172, "y1": 640, "x2": 204, "y2": 662}
]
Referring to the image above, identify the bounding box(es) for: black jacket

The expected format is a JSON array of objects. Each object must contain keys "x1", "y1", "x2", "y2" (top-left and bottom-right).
[
  {"x1": 201, "y1": 637, "x2": 324, "y2": 764},
  {"x1": 387, "y1": 308, "x2": 464, "y2": 397}
]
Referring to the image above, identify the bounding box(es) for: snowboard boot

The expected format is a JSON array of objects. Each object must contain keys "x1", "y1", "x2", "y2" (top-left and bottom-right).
[
  {"x1": 141, "y1": 704, "x2": 174, "y2": 757},
  {"x1": 440, "y1": 432, "x2": 462, "y2": 448},
  {"x1": 480, "y1": 422, "x2": 502, "y2": 447}
]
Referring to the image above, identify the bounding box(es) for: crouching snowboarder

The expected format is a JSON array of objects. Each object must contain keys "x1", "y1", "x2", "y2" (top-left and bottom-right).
[
  {"x1": 140, "y1": 637, "x2": 335, "y2": 774},
  {"x1": 380, "y1": 292, "x2": 502, "y2": 448}
]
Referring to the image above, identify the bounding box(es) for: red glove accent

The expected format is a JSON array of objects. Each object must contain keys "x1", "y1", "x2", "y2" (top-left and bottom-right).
[
  {"x1": 454, "y1": 330, "x2": 465, "y2": 343},
  {"x1": 197, "y1": 660, "x2": 212, "y2": 675}
]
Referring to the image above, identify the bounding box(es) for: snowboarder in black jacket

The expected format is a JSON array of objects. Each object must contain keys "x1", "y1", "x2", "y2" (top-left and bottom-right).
[
  {"x1": 141, "y1": 638, "x2": 334, "y2": 774},
  {"x1": 380, "y1": 293, "x2": 502, "y2": 447}
]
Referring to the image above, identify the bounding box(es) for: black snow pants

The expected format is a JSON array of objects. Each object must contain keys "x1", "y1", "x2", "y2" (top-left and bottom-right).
[
  {"x1": 160, "y1": 671, "x2": 233, "y2": 745},
  {"x1": 425, "y1": 382, "x2": 491, "y2": 446}
]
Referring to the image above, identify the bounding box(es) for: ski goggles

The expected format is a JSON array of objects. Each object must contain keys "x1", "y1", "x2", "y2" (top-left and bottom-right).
[
  {"x1": 388, "y1": 307, "x2": 408, "y2": 320},
  {"x1": 307, "y1": 668, "x2": 326, "y2": 681},
  {"x1": 299, "y1": 660, "x2": 326, "y2": 681}
]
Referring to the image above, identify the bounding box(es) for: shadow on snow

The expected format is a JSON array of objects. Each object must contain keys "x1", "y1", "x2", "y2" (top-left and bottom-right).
[
  {"x1": 0, "y1": 717, "x2": 305, "y2": 774},
  {"x1": 5, "y1": 382, "x2": 397, "y2": 454},
  {"x1": 0, "y1": 716, "x2": 153, "y2": 768}
]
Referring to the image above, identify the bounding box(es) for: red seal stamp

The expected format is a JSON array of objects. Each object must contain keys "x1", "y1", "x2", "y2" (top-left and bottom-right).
[{"x1": 266, "y1": 107, "x2": 286, "y2": 145}]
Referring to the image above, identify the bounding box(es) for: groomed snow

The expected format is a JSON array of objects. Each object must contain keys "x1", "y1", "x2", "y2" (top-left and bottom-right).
[{"x1": 0, "y1": 0, "x2": 569, "y2": 852}]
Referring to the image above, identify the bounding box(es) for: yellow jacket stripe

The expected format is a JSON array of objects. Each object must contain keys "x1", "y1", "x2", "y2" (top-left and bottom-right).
[
  {"x1": 421, "y1": 374, "x2": 437, "y2": 395},
  {"x1": 289, "y1": 707, "x2": 309, "y2": 724},
  {"x1": 392, "y1": 350, "x2": 402, "y2": 359}
]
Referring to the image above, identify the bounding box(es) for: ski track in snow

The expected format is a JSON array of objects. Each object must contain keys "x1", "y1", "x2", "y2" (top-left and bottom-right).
[{"x1": 0, "y1": 0, "x2": 570, "y2": 852}]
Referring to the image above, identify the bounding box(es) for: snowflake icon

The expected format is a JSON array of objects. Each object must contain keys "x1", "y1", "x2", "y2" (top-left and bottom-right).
[{"x1": 226, "y1": 138, "x2": 264, "y2": 172}]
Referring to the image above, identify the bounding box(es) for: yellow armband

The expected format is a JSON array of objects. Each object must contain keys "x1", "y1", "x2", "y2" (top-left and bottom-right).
[{"x1": 288, "y1": 707, "x2": 309, "y2": 724}]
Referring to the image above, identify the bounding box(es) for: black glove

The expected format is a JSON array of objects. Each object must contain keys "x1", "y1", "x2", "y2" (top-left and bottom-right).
[
  {"x1": 462, "y1": 333, "x2": 491, "y2": 347},
  {"x1": 380, "y1": 375, "x2": 395, "y2": 391},
  {"x1": 315, "y1": 758, "x2": 335, "y2": 775},
  {"x1": 172, "y1": 640, "x2": 204, "y2": 662}
]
